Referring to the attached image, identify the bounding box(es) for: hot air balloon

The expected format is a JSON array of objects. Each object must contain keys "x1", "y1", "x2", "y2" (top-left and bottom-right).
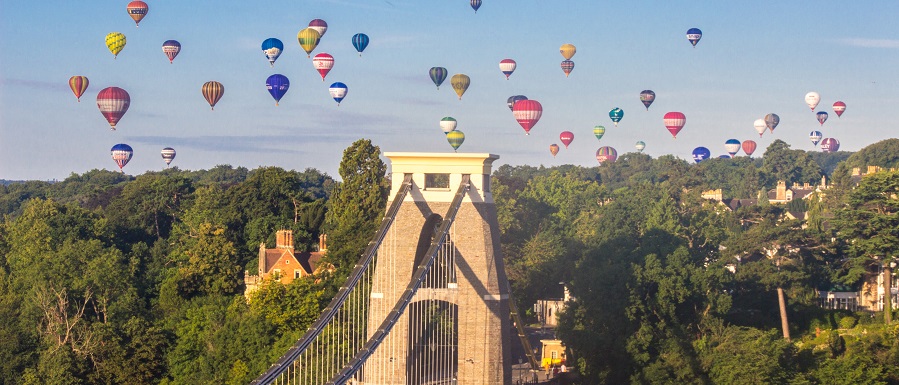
[
  {"x1": 821, "y1": 138, "x2": 840, "y2": 153},
  {"x1": 609, "y1": 108, "x2": 624, "y2": 126},
  {"x1": 106, "y1": 32, "x2": 126, "y2": 59},
  {"x1": 833, "y1": 101, "x2": 846, "y2": 117},
  {"x1": 686, "y1": 28, "x2": 702, "y2": 47},
  {"x1": 352, "y1": 33, "x2": 369, "y2": 56},
  {"x1": 261, "y1": 38, "x2": 284, "y2": 67},
  {"x1": 753, "y1": 119, "x2": 767, "y2": 137},
  {"x1": 725, "y1": 139, "x2": 741, "y2": 157},
  {"x1": 470, "y1": 0, "x2": 481, "y2": 13},
  {"x1": 635, "y1": 141, "x2": 646, "y2": 152},
  {"x1": 69, "y1": 76, "x2": 89, "y2": 102},
  {"x1": 202, "y1": 81, "x2": 224, "y2": 110},
  {"x1": 308, "y1": 19, "x2": 328, "y2": 37},
  {"x1": 499, "y1": 59, "x2": 516, "y2": 79},
  {"x1": 560, "y1": 44, "x2": 576, "y2": 60},
  {"x1": 561, "y1": 60, "x2": 575, "y2": 77},
  {"x1": 451, "y1": 74, "x2": 470, "y2": 100},
  {"x1": 329, "y1": 82, "x2": 348, "y2": 105},
  {"x1": 111, "y1": 144, "x2": 133, "y2": 172},
  {"x1": 549, "y1": 144, "x2": 560, "y2": 157},
  {"x1": 640, "y1": 90, "x2": 655, "y2": 110},
  {"x1": 593, "y1": 126, "x2": 606, "y2": 141},
  {"x1": 764, "y1": 113, "x2": 780, "y2": 133},
  {"x1": 96, "y1": 87, "x2": 130, "y2": 130},
  {"x1": 266, "y1": 74, "x2": 289, "y2": 106},
  {"x1": 312, "y1": 53, "x2": 334, "y2": 81},
  {"x1": 162, "y1": 40, "x2": 181, "y2": 63},
  {"x1": 815, "y1": 111, "x2": 832, "y2": 126},
  {"x1": 297, "y1": 28, "x2": 321, "y2": 57},
  {"x1": 805, "y1": 92, "x2": 820, "y2": 111},
  {"x1": 809, "y1": 131, "x2": 823, "y2": 146},
  {"x1": 430, "y1": 67, "x2": 448, "y2": 89},
  {"x1": 507, "y1": 95, "x2": 527, "y2": 111},
  {"x1": 692, "y1": 147, "x2": 711, "y2": 163},
  {"x1": 447, "y1": 130, "x2": 465, "y2": 152},
  {"x1": 742, "y1": 140, "x2": 757, "y2": 157},
  {"x1": 663, "y1": 112, "x2": 686, "y2": 138},
  {"x1": 512, "y1": 100, "x2": 543, "y2": 135},
  {"x1": 718, "y1": 155, "x2": 732, "y2": 159},
  {"x1": 596, "y1": 146, "x2": 618, "y2": 165},
  {"x1": 161, "y1": 147, "x2": 176, "y2": 166},
  {"x1": 440, "y1": 117, "x2": 457, "y2": 134},
  {"x1": 126, "y1": 1, "x2": 148, "y2": 27},
  {"x1": 560, "y1": 131, "x2": 574, "y2": 148}
]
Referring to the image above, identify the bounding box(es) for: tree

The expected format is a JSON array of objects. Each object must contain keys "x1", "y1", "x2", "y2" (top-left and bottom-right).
[{"x1": 761, "y1": 140, "x2": 822, "y2": 187}]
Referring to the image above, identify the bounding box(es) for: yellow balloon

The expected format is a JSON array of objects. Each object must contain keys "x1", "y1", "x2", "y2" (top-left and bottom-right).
[
  {"x1": 297, "y1": 28, "x2": 321, "y2": 57},
  {"x1": 106, "y1": 32, "x2": 127, "y2": 59},
  {"x1": 450, "y1": 74, "x2": 470, "y2": 100},
  {"x1": 560, "y1": 43, "x2": 576, "y2": 60}
]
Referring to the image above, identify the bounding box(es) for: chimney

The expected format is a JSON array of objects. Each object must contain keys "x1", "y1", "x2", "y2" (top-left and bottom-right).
[
  {"x1": 803, "y1": 183, "x2": 810, "y2": 189},
  {"x1": 276, "y1": 230, "x2": 293, "y2": 249},
  {"x1": 319, "y1": 234, "x2": 328, "y2": 252},
  {"x1": 776, "y1": 181, "x2": 787, "y2": 201},
  {"x1": 868, "y1": 166, "x2": 879, "y2": 175}
]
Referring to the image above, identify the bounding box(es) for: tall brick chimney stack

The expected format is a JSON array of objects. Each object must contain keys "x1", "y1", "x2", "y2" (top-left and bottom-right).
[
  {"x1": 319, "y1": 234, "x2": 328, "y2": 252},
  {"x1": 276, "y1": 230, "x2": 293, "y2": 249}
]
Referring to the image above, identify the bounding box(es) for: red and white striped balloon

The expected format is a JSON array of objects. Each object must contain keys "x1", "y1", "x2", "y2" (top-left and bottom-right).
[
  {"x1": 499, "y1": 59, "x2": 516, "y2": 79},
  {"x1": 312, "y1": 53, "x2": 334, "y2": 81},
  {"x1": 96, "y1": 87, "x2": 131, "y2": 130},
  {"x1": 512, "y1": 100, "x2": 543, "y2": 135},
  {"x1": 663, "y1": 112, "x2": 686, "y2": 139}
]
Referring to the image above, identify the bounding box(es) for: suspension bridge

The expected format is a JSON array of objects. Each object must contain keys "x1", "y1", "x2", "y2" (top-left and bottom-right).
[{"x1": 251, "y1": 152, "x2": 537, "y2": 385}]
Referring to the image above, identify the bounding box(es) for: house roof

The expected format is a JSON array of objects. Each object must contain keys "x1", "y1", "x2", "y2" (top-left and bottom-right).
[
  {"x1": 296, "y1": 251, "x2": 325, "y2": 275},
  {"x1": 722, "y1": 198, "x2": 757, "y2": 211}
]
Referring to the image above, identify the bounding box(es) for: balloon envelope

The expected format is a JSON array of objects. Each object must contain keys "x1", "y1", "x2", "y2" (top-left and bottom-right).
[
  {"x1": 429, "y1": 67, "x2": 448, "y2": 89},
  {"x1": 663, "y1": 112, "x2": 686, "y2": 138},
  {"x1": 560, "y1": 131, "x2": 574, "y2": 148},
  {"x1": 161, "y1": 147, "x2": 176, "y2": 166},
  {"x1": 470, "y1": 0, "x2": 482, "y2": 12},
  {"x1": 312, "y1": 53, "x2": 334, "y2": 81},
  {"x1": 266, "y1": 74, "x2": 290, "y2": 105},
  {"x1": 329, "y1": 82, "x2": 348, "y2": 105},
  {"x1": 724, "y1": 139, "x2": 741, "y2": 156},
  {"x1": 162, "y1": 40, "x2": 181, "y2": 63},
  {"x1": 805, "y1": 92, "x2": 820, "y2": 111},
  {"x1": 596, "y1": 146, "x2": 618, "y2": 165},
  {"x1": 560, "y1": 44, "x2": 576, "y2": 60},
  {"x1": 640, "y1": 90, "x2": 655, "y2": 110},
  {"x1": 69, "y1": 76, "x2": 89, "y2": 102},
  {"x1": 635, "y1": 141, "x2": 646, "y2": 152},
  {"x1": 821, "y1": 138, "x2": 840, "y2": 153},
  {"x1": 833, "y1": 101, "x2": 846, "y2": 117},
  {"x1": 742, "y1": 140, "x2": 757, "y2": 156},
  {"x1": 352, "y1": 33, "x2": 369, "y2": 55},
  {"x1": 126, "y1": 1, "x2": 148, "y2": 26},
  {"x1": 686, "y1": 28, "x2": 702, "y2": 46},
  {"x1": 764, "y1": 113, "x2": 780, "y2": 133},
  {"x1": 499, "y1": 59, "x2": 516, "y2": 79},
  {"x1": 440, "y1": 117, "x2": 457, "y2": 134},
  {"x1": 593, "y1": 126, "x2": 606, "y2": 141},
  {"x1": 609, "y1": 108, "x2": 624, "y2": 126},
  {"x1": 106, "y1": 32, "x2": 126, "y2": 58},
  {"x1": 261, "y1": 38, "x2": 284, "y2": 66},
  {"x1": 447, "y1": 130, "x2": 465, "y2": 151},
  {"x1": 816, "y1": 111, "x2": 828, "y2": 125},
  {"x1": 450, "y1": 74, "x2": 470, "y2": 100},
  {"x1": 753, "y1": 119, "x2": 767, "y2": 137},
  {"x1": 96, "y1": 87, "x2": 130, "y2": 130},
  {"x1": 809, "y1": 131, "x2": 823, "y2": 146},
  {"x1": 561, "y1": 60, "x2": 575, "y2": 77},
  {"x1": 308, "y1": 19, "x2": 328, "y2": 37},
  {"x1": 297, "y1": 28, "x2": 321, "y2": 57},
  {"x1": 512, "y1": 100, "x2": 543, "y2": 135},
  {"x1": 202, "y1": 81, "x2": 224, "y2": 110},
  {"x1": 549, "y1": 144, "x2": 560, "y2": 157},
  {"x1": 692, "y1": 147, "x2": 711, "y2": 163},
  {"x1": 111, "y1": 144, "x2": 133, "y2": 171},
  {"x1": 507, "y1": 95, "x2": 527, "y2": 111}
]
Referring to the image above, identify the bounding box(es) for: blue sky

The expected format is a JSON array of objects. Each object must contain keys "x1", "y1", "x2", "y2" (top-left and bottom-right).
[{"x1": 2, "y1": 1, "x2": 899, "y2": 181}]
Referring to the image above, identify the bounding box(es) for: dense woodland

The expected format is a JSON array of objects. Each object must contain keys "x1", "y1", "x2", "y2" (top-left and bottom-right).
[{"x1": 2, "y1": 138, "x2": 899, "y2": 384}]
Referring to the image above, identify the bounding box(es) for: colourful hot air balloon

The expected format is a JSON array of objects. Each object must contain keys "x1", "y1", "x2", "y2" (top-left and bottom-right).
[
  {"x1": 440, "y1": 117, "x2": 457, "y2": 134},
  {"x1": 111, "y1": 144, "x2": 133, "y2": 172},
  {"x1": 451, "y1": 74, "x2": 470, "y2": 100},
  {"x1": 202, "y1": 81, "x2": 224, "y2": 110},
  {"x1": 126, "y1": 1, "x2": 148, "y2": 27},
  {"x1": 596, "y1": 146, "x2": 618, "y2": 165},
  {"x1": 470, "y1": 0, "x2": 482, "y2": 13},
  {"x1": 308, "y1": 19, "x2": 328, "y2": 37},
  {"x1": 512, "y1": 100, "x2": 543, "y2": 135},
  {"x1": 821, "y1": 138, "x2": 840, "y2": 153},
  {"x1": 261, "y1": 38, "x2": 284, "y2": 67},
  {"x1": 635, "y1": 141, "x2": 646, "y2": 152},
  {"x1": 266, "y1": 74, "x2": 289, "y2": 106},
  {"x1": 753, "y1": 119, "x2": 767, "y2": 137},
  {"x1": 561, "y1": 60, "x2": 575, "y2": 77},
  {"x1": 692, "y1": 147, "x2": 711, "y2": 163},
  {"x1": 809, "y1": 131, "x2": 823, "y2": 146},
  {"x1": 329, "y1": 82, "x2": 348, "y2": 105},
  {"x1": 725, "y1": 139, "x2": 741, "y2": 157},
  {"x1": 560, "y1": 131, "x2": 574, "y2": 148},
  {"x1": 499, "y1": 59, "x2": 516, "y2": 79},
  {"x1": 686, "y1": 28, "x2": 702, "y2": 47},
  {"x1": 312, "y1": 53, "x2": 334, "y2": 81},
  {"x1": 352, "y1": 33, "x2": 369, "y2": 56},
  {"x1": 816, "y1": 111, "x2": 828, "y2": 125},
  {"x1": 69, "y1": 76, "x2": 89, "y2": 102},
  {"x1": 106, "y1": 32, "x2": 126, "y2": 59},
  {"x1": 640, "y1": 90, "x2": 655, "y2": 110},
  {"x1": 507, "y1": 95, "x2": 527, "y2": 111},
  {"x1": 96, "y1": 87, "x2": 131, "y2": 130},
  {"x1": 549, "y1": 144, "x2": 560, "y2": 157},
  {"x1": 430, "y1": 67, "x2": 448, "y2": 89},
  {"x1": 447, "y1": 130, "x2": 465, "y2": 152},
  {"x1": 663, "y1": 112, "x2": 686, "y2": 138},
  {"x1": 805, "y1": 92, "x2": 820, "y2": 111},
  {"x1": 297, "y1": 28, "x2": 321, "y2": 57},
  {"x1": 162, "y1": 40, "x2": 181, "y2": 63},
  {"x1": 593, "y1": 126, "x2": 606, "y2": 141},
  {"x1": 161, "y1": 147, "x2": 176, "y2": 166},
  {"x1": 560, "y1": 44, "x2": 576, "y2": 60},
  {"x1": 764, "y1": 113, "x2": 780, "y2": 133},
  {"x1": 833, "y1": 101, "x2": 846, "y2": 117},
  {"x1": 609, "y1": 108, "x2": 624, "y2": 126},
  {"x1": 742, "y1": 140, "x2": 757, "y2": 157},
  {"x1": 718, "y1": 155, "x2": 732, "y2": 159}
]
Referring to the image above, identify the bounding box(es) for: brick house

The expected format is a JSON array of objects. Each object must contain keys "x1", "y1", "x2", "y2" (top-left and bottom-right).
[{"x1": 244, "y1": 230, "x2": 326, "y2": 297}]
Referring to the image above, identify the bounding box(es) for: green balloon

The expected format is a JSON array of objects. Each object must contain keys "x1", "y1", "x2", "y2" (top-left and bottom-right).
[
  {"x1": 593, "y1": 125, "x2": 606, "y2": 141},
  {"x1": 446, "y1": 130, "x2": 465, "y2": 151},
  {"x1": 609, "y1": 108, "x2": 624, "y2": 126}
]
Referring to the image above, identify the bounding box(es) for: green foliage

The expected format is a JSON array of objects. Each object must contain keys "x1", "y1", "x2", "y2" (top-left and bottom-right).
[{"x1": 762, "y1": 140, "x2": 823, "y2": 187}]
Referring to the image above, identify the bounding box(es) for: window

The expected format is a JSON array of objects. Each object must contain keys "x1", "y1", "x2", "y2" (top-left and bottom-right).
[
  {"x1": 273, "y1": 269, "x2": 282, "y2": 282},
  {"x1": 424, "y1": 173, "x2": 450, "y2": 189},
  {"x1": 294, "y1": 270, "x2": 301, "y2": 279},
  {"x1": 551, "y1": 351, "x2": 558, "y2": 360}
]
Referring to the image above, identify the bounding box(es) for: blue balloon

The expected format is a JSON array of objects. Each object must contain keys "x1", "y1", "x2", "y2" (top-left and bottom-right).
[
  {"x1": 352, "y1": 33, "x2": 369, "y2": 56},
  {"x1": 329, "y1": 82, "x2": 348, "y2": 105},
  {"x1": 692, "y1": 146, "x2": 711, "y2": 163},
  {"x1": 718, "y1": 155, "x2": 732, "y2": 159},
  {"x1": 686, "y1": 28, "x2": 702, "y2": 47},
  {"x1": 809, "y1": 130, "x2": 823, "y2": 146},
  {"x1": 266, "y1": 74, "x2": 290, "y2": 105},
  {"x1": 471, "y1": 0, "x2": 481, "y2": 12},
  {"x1": 261, "y1": 38, "x2": 284, "y2": 67},
  {"x1": 724, "y1": 139, "x2": 741, "y2": 157}
]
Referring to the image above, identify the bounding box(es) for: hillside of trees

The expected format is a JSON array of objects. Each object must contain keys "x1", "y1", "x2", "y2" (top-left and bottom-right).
[{"x1": 2, "y1": 138, "x2": 899, "y2": 384}]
